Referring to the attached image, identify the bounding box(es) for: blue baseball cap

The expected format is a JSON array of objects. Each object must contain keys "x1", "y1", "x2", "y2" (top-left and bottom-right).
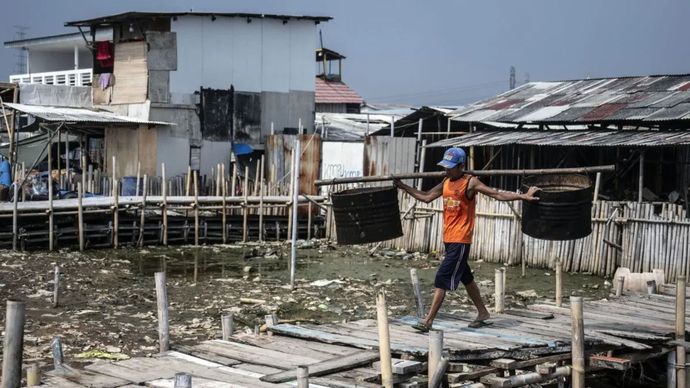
[{"x1": 437, "y1": 147, "x2": 466, "y2": 169}]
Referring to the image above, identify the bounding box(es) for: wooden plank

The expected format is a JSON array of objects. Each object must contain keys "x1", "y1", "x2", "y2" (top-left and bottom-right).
[
  {"x1": 173, "y1": 344, "x2": 242, "y2": 366},
  {"x1": 504, "y1": 309, "x2": 554, "y2": 320},
  {"x1": 194, "y1": 339, "x2": 320, "y2": 369},
  {"x1": 233, "y1": 332, "x2": 357, "y2": 357},
  {"x1": 45, "y1": 368, "x2": 131, "y2": 388},
  {"x1": 260, "y1": 350, "x2": 379, "y2": 383},
  {"x1": 589, "y1": 354, "x2": 632, "y2": 370},
  {"x1": 40, "y1": 374, "x2": 88, "y2": 387},
  {"x1": 111, "y1": 41, "x2": 148, "y2": 103}
]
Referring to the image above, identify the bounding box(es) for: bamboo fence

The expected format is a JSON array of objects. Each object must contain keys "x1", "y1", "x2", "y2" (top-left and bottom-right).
[{"x1": 325, "y1": 191, "x2": 690, "y2": 282}]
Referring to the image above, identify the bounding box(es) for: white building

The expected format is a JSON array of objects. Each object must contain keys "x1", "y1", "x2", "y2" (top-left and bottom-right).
[{"x1": 4, "y1": 12, "x2": 330, "y2": 177}]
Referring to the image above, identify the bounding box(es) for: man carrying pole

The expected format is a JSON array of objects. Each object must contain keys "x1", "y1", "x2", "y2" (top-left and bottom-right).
[{"x1": 394, "y1": 147, "x2": 540, "y2": 330}]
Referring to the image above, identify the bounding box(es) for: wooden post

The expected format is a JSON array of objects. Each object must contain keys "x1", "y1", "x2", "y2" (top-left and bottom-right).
[
  {"x1": 48, "y1": 139, "x2": 54, "y2": 251},
  {"x1": 194, "y1": 171, "x2": 199, "y2": 246},
  {"x1": 173, "y1": 373, "x2": 191, "y2": 388},
  {"x1": 1, "y1": 300, "x2": 25, "y2": 388},
  {"x1": 81, "y1": 155, "x2": 87, "y2": 197},
  {"x1": 185, "y1": 165, "x2": 191, "y2": 196},
  {"x1": 112, "y1": 156, "x2": 119, "y2": 248},
  {"x1": 290, "y1": 140, "x2": 301, "y2": 288},
  {"x1": 376, "y1": 289, "x2": 393, "y2": 388},
  {"x1": 222, "y1": 175, "x2": 227, "y2": 244},
  {"x1": 570, "y1": 296, "x2": 585, "y2": 388},
  {"x1": 429, "y1": 357, "x2": 449, "y2": 388},
  {"x1": 138, "y1": 174, "x2": 147, "y2": 247},
  {"x1": 155, "y1": 272, "x2": 169, "y2": 352},
  {"x1": 135, "y1": 161, "x2": 141, "y2": 196},
  {"x1": 307, "y1": 201, "x2": 312, "y2": 240},
  {"x1": 231, "y1": 163, "x2": 237, "y2": 197},
  {"x1": 555, "y1": 260, "x2": 563, "y2": 307},
  {"x1": 51, "y1": 337, "x2": 64, "y2": 370},
  {"x1": 495, "y1": 269, "x2": 504, "y2": 313},
  {"x1": 297, "y1": 366, "x2": 309, "y2": 388},
  {"x1": 676, "y1": 276, "x2": 686, "y2": 388},
  {"x1": 593, "y1": 172, "x2": 602, "y2": 203},
  {"x1": 259, "y1": 155, "x2": 265, "y2": 242},
  {"x1": 647, "y1": 280, "x2": 657, "y2": 295},
  {"x1": 429, "y1": 329, "x2": 443, "y2": 387},
  {"x1": 77, "y1": 182, "x2": 84, "y2": 251},
  {"x1": 162, "y1": 163, "x2": 168, "y2": 246},
  {"x1": 26, "y1": 364, "x2": 40, "y2": 386},
  {"x1": 12, "y1": 184, "x2": 17, "y2": 251},
  {"x1": 638, "y1": 150, "x2": 645, "y2": 203},
  {"x1": 615, "y1": 276, "x2": 624, "y2": 297},
  {"x1": 243, "y1": 166, "x2": 249, "y2": 242},
  {"x1": 88, "y1": 164, "x2": 93, "y2": 193},
  {"x1": 410, "y1": 269, "x2": 425, "y2": 318},
  {"x1": 417, "y1": 140, "x2": 427, "y2": 190},
  {"x1": 221, "y1": 314, "x2": 234, "y2": 340},
  {"x1": 53, "y1": 266, "x2": 60, "y2": 308}
]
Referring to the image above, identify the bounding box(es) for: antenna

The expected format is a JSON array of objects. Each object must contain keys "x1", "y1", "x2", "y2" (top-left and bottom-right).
[
  {"x1": 13, "y1": 25, "x2": 29, "y2": 74},
  {"x1": 509, "y1": 66, "x2": 516, "y2": 90},
  {"x1": 319, "y1": 30, "x2": 323, "y2": 49}
]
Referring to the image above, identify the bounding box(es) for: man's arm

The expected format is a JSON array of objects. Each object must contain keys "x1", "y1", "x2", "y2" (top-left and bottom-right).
[
  {"x1": 393, "y1": 179, "x2": 443, "y2": 203},
  {"x1": 469, "y1": 176, "x2": 540, "y2": 202}
]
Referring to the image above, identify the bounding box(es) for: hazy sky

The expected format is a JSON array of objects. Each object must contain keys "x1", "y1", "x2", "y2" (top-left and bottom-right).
[{"x1": 2, "y1": 0, "x2": 689, "y2": 106}]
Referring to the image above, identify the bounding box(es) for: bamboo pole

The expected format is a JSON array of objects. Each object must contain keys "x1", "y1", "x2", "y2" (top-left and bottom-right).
[
  {"x1": 81, "y1": 155, "x2": 86, "y2": 197},
  {"x1": 48, "y1": 145, "x2": 54, "y2": 251},
  {"x1": 307, "y1": 201, "x2": 312, "y2": 240},
  {"x1": 676, "y1": 276, "x2": 686, "y2": 388},
  {"x1": 243, "y1": 166, "x2": 249, "y2": 242},
  {"x1": 222, "y1": 314, "x2": 234, "y2": 340},
  {"x1": 185, "y1": 165, "x2": 191, "y2": 197},
  {"x1": 416, "y1": 139, "x2": 427, "y2": 190},
  {"x1": 616, "y1": 276, "x2": 624, "y2": 297},
  {"x1": 112, "y1": 156, "x2": 118, "y2": 248},
  {"x1": 638, "y1": 151, "x2": 645, "y2": 203},
  {"x1": 429, "y1": 329, "x2": 443, "y2": 387},
  {"x1": 162, "y1": 163, "x2": 168, "y2": 246},
  {"x1": 174, "y1": 373, "x2": 192, "y2": 388},
  {"x1": 593, "y1": 172, "x2": 601, "y2": 203},
  {"x1": 12, "y1": 184, "x2": 17, "y2": 251},
  {"x1": 194, "y1": 171, "x2": 199, "y2": 246},
  {"x1": 410, "y1": 268, "x2": 425, "y2": 318},
  {"x1": 26, "y1": 364, "x2": 40, "y2": 386},
  {"x1": 290, "y1": 140, "x2": 301, "y2": 288},
  {"x1": 495, "y1": 269, "x2": 504, "y2": 313},
  {"x1": 135, "y1": 161, "x2": 141, "y2": 196},
  {"x1": 53, "y1": 265, "x2": 60, "y2": 308},
  {"x1": 77, "y1": 182, "x2": 84, "y2": 251},
  {"x1": 155, "y1": 272, "x2": 169, "y2": 352},
  {"x1": 231, "y1": 163, "x2": 237, "y2": 197},
  {"x1": 222, "y1": 176, "x2": 227, "y2": 244},
  {"x1": 376, "y1": 289, "x2": 393, "y2": 388},
  {"x1": 315, "y1": 165, "x2": 617, "y2": 186},
  {"x1": 138, "y1": 174, "x2": 147, "y2": 247},
  {"x1": 1, "y1": 300, "x2": 25, "y2": 388},
  {"x1": 429, "y1": 357, "x2": 449, "y2": 388},
  {"x1": 259, "y1": 155, "x2": 265, "y2": 242},
  {"x1": 296, "y1": 366, "x2": 309, "y2": 388},
  {"x1": 556, "y1": 260, "x2": 563, "y2": 307},
  {"x1": 571, "y1": 296, "x2": 585, "y2": 388}
]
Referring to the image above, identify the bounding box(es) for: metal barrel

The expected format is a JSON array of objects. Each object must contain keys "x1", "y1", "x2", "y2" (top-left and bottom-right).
[
  {"x1": 521, "y1": 174, "x2": 593, "y2": 240},
  {"x1": 331, "y1": 186, "x2": 403, "y2": 245}
]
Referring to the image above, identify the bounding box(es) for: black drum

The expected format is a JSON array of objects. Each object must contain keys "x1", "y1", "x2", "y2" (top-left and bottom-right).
[{"x1": 331, "y1": 186, "x2": 403, "y2": 245}]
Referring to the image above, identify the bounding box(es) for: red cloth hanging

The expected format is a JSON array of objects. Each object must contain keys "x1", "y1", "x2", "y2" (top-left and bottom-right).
[{"x1": 96, "y1": 41, "x2": 114, "y2": 67}]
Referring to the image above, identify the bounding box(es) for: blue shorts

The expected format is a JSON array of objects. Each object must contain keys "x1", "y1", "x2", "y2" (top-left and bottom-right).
[{"x1": 434, "y1": 243, "x2": 474, "y2": 290}]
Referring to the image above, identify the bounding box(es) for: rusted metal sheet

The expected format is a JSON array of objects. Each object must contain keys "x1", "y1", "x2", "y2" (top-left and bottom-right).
[
  {"x1": 449, "y1": 74, "x2": 690, "y2": 124},
  {"x1": 363, "y1": 136, "x2": 416, "y2": 185},
  {"x1": 265, "y1": 134, "x2": 321, "y2": 195},
  {"x1": 427, "y1": 130, "x2": 690, "y2": 148}
]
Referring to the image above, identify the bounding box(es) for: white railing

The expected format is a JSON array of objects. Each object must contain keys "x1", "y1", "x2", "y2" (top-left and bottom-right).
[{"x1": 9, "y1": 68, "x2": 93, "y2": 87}]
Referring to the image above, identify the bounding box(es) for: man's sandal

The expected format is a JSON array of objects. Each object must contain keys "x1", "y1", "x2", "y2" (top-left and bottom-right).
[
  {"x1": 412, "y1": 322, "x2": 431, "y2": 333},
  {"x1": 468, "y1": 320, "x2": 493, "y2": 329}
]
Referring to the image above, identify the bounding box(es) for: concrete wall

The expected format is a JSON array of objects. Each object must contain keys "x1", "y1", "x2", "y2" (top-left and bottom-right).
[
  {"x1": 261, "y1": 90, "x2": 315, "y2": 139},
  {"x1": 19, "y1": 84, "x2": 91, "y2": 108},
  {"x1": 170, "y1": 16, "x2": 316, "y2": 96}
]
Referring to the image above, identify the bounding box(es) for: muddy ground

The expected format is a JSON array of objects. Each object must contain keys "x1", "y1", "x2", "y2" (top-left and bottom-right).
[{"x1": 0, "y1": 241, "x2": 611, "y2": 367}]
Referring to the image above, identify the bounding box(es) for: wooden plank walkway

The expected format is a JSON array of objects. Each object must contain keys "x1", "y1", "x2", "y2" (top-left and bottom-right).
[{"x1": 40, "y1": 294, "x2": 682, "y2": 387}]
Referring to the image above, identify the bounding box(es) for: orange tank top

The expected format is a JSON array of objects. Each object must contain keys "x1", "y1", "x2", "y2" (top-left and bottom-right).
[{"x1": 443, "y1": 175, "x2": 476, "y2": 243}]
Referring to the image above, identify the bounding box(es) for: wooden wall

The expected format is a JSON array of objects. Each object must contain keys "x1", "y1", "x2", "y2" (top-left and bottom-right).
[{"x1": 105, "y1": 125, "x2": 158, "y2": 177}]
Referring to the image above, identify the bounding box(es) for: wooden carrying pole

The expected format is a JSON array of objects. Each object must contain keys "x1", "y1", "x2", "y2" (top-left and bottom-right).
[
  {"x1": 376, "y1": 289, "x2": 393, "y2": 388},
  {"x1": 676, "y1": 276, "x2": 686, "y2": 388},
  {"x1": 1, "y1": 300, "x2": 25, "y2": 388},
  {"x1": 314, "y1": 165, "x2": 616, "y2": 186},
  {"x1": 570, "y1": 296, "x2": 585, "y2": 388}
]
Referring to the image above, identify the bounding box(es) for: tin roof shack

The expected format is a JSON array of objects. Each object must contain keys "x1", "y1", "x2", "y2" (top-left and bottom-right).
[
  {"x1": 314, "y1": 48, "x2": 363, "y2": 114},
  {"x1": 408, "y1": 75, "x2": 690, "y2": 210}
]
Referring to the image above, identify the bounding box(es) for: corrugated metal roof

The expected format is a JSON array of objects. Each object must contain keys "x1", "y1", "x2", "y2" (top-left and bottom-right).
[
  {"x1": 449, "y1": 74, "x2": 690, "y2": 124},
  {"x1": 5, "y1": 103, "x2": 172, "y2": 126},
  {"x1": 427, "y1": 130, "x2": 690, "y2": 148},
  {"x1": 315, "y1": 77, "x2": 363, "y2": 105},
  {"x1": 65, "y1": 12, "x2": 331, "y2": 27}
]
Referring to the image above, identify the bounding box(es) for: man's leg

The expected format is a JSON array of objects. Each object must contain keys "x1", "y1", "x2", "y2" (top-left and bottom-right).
[
  {"x1": 465, "y1": 280, "x2": 490, "y2": 322},
  {"x1": 422, "y1": 288, "x2": 446, "y2": 327}
]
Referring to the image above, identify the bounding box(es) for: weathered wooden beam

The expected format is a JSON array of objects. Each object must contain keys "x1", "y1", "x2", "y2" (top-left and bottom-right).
[
  {"x1": 589, "y1": 354, "x2": 632, "y2": 370},
  {"x1": 259, "y1": 351, "x2": 379, "y2": 383}
]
